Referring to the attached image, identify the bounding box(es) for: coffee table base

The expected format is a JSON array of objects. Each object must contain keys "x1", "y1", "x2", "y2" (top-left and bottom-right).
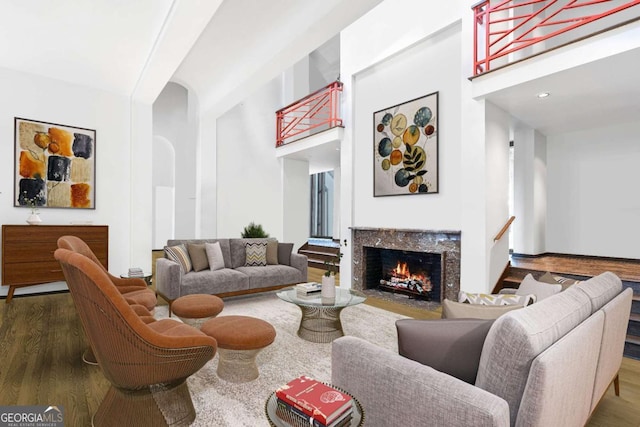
[{"x1": 297, "y1": 306, "x2": 345, "y2": 343}]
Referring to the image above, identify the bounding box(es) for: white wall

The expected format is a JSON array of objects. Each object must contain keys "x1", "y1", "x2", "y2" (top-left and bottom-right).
[
  {"x1": 546, "y1": 120, "x2": 640, "y2": 258},
  {"x1": 282, "y1": 158, "x2": 310, "y2": 250},
  {"x1": 216, "y1": 77, "x2": 285, "y2": 240},
  {"x1": 485, "y1": 102, "x2": 511, "y2": 287},
  {"x1": 0, "y1": 67, "x2": 144, "y2": 296},
  {"x1": 513, "y1": 125, "x2": 547, "y2": 255},
  {"x1": 152, "y1": 82, "x2": 197, "y2": 240},
  {"x1": 351, "y1": 25, "x2": 462, "y2": 229}
]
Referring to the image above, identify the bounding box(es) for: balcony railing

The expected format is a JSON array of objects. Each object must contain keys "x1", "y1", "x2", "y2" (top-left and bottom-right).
[
  {"x1": 276, "y1": 81, "x2": 343, "y2": 147},
  {"x1": 473, "y1": 0, "x2": 640, "y2": 76}
]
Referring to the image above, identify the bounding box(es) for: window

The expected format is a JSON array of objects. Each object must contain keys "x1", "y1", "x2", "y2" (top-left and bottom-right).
[{"x1": 310, "y1": 171, "x2": 334, "y2": 238}]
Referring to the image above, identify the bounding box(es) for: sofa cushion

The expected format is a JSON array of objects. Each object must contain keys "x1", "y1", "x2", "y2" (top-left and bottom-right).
[
  {"x1": 475, "y1": 285, "x2": 592, "y2": 423},
  {"x1": 164, "y1": 244, "x2": 192, "y2": 274},
  {"x1": 459, "y1": 291, "x2": 535, "y2": 306},
  {"x1": 442, "y1": 299, "x2": 523, "y2": 320},
  {"x1": 187, "y1": 243, "x2": 209, "y2": 272},
  {"x1": 575, "y1": 271, "x2": 622, "y2": 313},
  {"x1": 181, "y1": 268, "x2": 250, "y2": 295},
  {"x1": 205, "y1": 242, "x2": 225, "y2": 271},
  {"x1": 396, "y1": 318, "x2": 494, "y2": 384},
  {"x1": 266, "y1": 240, "x2": 279, "y2": 265},
  {"x1": 245, "y1": 242, "x2": 267, "y2": 266},
  {"x1": 517, "y1": 274, "x2": 562, "y2": 301},
  {"x1": 235, "y1": 265, "x2": 303, "y2": 289},
  {"x1": 278, "y1": 242, "x2": 294, "y2": 266}
]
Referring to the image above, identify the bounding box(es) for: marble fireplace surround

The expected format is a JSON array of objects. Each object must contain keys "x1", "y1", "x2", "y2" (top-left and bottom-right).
[{"x1": 350, "y1": 227, "x2": 461, "y2": 302}]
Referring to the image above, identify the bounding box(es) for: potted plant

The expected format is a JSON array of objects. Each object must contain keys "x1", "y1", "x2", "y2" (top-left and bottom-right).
[
  {"x1": 241, "y1": 222, "x2": 269, "y2": 238},
  {"x1": 321, "y1": 240, "x2": 346, "y2": 298}
]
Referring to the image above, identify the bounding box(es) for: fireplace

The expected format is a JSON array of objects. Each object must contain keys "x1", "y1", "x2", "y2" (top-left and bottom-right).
[
  {"x1": 351, "y1": 227, "x2": 461, "y2": 303},
  {"x1": 365, "y1": 247, "x2": 441, "y2": 301}
]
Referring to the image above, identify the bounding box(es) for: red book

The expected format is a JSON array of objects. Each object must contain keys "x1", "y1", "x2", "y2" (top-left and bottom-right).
[{"x1": 276, "y1": 376, "x2": 353, "y2": 425}]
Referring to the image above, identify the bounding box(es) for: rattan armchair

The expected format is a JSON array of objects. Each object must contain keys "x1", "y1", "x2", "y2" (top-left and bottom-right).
[
  {"x1": 57, "y1": 235, "x2": 157, "y2": 311},
  {"x1": 55, "y1": 248, "x2": 217, "y2": 427}
]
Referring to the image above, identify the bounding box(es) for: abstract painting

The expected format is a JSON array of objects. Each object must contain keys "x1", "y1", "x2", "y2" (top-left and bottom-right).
[
  {"x1": 14, "y1": 117, "x2": 96, "y2": 209},
  {"x1": 373, "y1": 92, "x2": 438, "y2": 196}
]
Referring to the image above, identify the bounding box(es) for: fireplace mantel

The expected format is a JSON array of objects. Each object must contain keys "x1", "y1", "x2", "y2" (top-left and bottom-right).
[{"x1": 350, "y1": 227, "x2": 461, "y2": 302}]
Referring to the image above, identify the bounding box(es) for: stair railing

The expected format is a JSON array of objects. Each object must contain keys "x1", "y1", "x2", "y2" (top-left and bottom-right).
[
  {"x1": 472, "y1": 0, "x2": 640, "y2": 76},
  {"x1": 494, "y1": 215, "x2": 516, "y2": 242},
  {"x1": 276, "y1": 81, "x2": 343, "y2": 147}
]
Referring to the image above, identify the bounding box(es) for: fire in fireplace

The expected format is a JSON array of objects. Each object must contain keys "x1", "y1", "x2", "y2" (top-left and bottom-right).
[
  {"x1": 380, "y1": 260, "x2": 433, "y2": 297},
  {"x1": 364, "y1": 247, "x2": 442, "y2": 301}
]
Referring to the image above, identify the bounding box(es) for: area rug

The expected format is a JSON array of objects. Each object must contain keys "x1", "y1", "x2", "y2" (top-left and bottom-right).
[{"x1": 154, "y1": 291, "x2": 408, "y2": 426}]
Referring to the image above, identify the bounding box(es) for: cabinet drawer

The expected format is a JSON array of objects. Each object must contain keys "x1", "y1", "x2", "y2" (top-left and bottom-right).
[
  {"x1": 3, "y1": 241, "x2": 108, "y2": 264},
  {"x1": 3, "y1": 261, "x2": 65, "y2": 285},
  {"x1": 2, "y1": 225, "x2": 108, "y2": 243}
]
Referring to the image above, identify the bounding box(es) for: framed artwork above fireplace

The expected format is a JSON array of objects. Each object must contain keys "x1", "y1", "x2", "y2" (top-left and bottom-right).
[{"x1": 373, "y1": 91, "x2": 439, "y2": 197}]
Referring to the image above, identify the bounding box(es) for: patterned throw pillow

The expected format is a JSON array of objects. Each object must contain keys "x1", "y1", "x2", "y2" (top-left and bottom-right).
[
  {"x1": 458, "y1": 291, "x2": 536, "y2": 306},
  {"x1": 245, "y1": 242, "x2": 267, "y2": 266},
  {"x1": 164, "y1": 244, "x2": 192, "y2": 274},
  {"x1": 538, "y1": 271, "x2": 580, "y2": 291}
]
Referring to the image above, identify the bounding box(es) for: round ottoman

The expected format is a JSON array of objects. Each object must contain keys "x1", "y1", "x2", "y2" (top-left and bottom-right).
[
  {"x1": 172, "y1": 294, "x2": 224, "y2": 328},
  {"x1": 201, "y1": 315, "x2": 276, "y2": 383}
]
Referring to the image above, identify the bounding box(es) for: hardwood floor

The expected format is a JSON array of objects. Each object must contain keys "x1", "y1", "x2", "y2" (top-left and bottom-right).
[
  {"x1": 510, "y1": 253, "x2": 640, "y2": 282},
  {"x1": 0, "y1": 267, "x2": 637, "y2": 426}
]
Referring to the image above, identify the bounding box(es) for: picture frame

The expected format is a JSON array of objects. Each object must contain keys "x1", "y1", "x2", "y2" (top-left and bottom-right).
[
  {"x1": 14, "y1": 117, "x2": 96, "y2": 209},
  {"x1": 373, "y1": 91, "x2": 438, "y2": 196}
]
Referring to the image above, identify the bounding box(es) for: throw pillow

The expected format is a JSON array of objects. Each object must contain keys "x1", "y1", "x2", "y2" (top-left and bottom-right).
[
  {"x1": 187, "y1": 243, "x2": 209, "y2": 272},
  {"x1": 266, "y1": 240, "x2": 279, "y2": 265},
  {"x1": 517, "y1": 274, "x2": 562, "y2": 301},
  {"x1": 164, "y1": 244, "x2": 192, "y2": 274},
  {"x1": 396, "y1": 318, "x2": 495, "y2": 384},
  {"x1": 205, "y1": 242, "x2": 225, "y2": 271},
  {"x1": 458, "y1": 291, "x2": 536, "y2": 306},
  {"x1": 442, "y1": 299, "x2": 524, "y2": 320},
  {"x1": 538, "y1": 271, "x2": 580, "y2": 291},
  {"x1": 277, "y1": 243, "x2": 294, "y2": 266},
  {"x1": 245, "y1": 242, "x2": 267, "y2": 266}
]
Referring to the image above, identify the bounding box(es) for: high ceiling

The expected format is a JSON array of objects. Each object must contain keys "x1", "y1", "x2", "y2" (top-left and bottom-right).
[
  {"x1": 0, "y1": 0, "x2": 382, "y2": 112},
  {"x1": 0, "y1": 0, "x2": 637, "y2": 137}
]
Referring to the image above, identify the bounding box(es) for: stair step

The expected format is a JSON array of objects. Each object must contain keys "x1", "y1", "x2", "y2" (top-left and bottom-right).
[
  {"x1": 627, "y1": 334, "x2": 640, "y2": 346},
  {"x1": 628, "y1": 314, "x2": 640, "y2": 336},
  {"x1": 299, "y1": 249, "x2": 338, "y2": 257},
  {"x1": 624, "y1": 335, "x2": 640, "y2": 360}
]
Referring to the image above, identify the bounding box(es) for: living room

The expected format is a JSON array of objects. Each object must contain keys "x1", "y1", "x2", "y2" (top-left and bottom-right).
[{"x1": 1, "y1": 0, "x2": 639, "y2": 426}]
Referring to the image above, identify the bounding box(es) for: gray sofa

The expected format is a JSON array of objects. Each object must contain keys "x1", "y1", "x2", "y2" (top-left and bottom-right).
[
  {"x1": 156, "y1": 238, "x2": 307, "y2": 311},
  {"x1": 331, "y1": 272, "x2": 632, "y2": 427}
]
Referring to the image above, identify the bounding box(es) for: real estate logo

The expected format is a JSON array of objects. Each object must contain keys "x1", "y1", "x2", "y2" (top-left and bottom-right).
[{"x1": 0, "y1": 405, "x2": 63, "y2": 427}]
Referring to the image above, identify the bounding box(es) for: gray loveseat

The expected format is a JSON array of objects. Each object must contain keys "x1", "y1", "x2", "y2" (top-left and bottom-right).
[
  {"x1": 156, "y1": 238, "x2": 307, "y2": 312},
  {"x1": 332, "y1": 272, "x2": 632, "y2": 427}
]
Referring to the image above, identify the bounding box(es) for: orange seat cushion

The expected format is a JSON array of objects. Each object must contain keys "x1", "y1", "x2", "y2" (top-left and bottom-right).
[
  {"x1": 172, "y1": 294, "x2": 225, "y2": 319},
  {"x1": 201, "y1": 315, "x2": 276, "y2": 350}
]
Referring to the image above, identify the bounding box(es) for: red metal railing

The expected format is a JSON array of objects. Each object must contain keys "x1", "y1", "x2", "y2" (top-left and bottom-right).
[
  {"x1": 473, "y1": 0, "x2": 640, "y2": 76},
  {"x1": 276, "y1": 81, "x2": 343, "y2": 147}
]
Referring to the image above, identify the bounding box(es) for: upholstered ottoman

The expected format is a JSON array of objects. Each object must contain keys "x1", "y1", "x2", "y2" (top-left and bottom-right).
[
  {"x1": 172, "y1": 294, "x2": 225, "y2": 328},
  {"x1": 201, "y1": 315, "x2": 276, "y2": 383}
]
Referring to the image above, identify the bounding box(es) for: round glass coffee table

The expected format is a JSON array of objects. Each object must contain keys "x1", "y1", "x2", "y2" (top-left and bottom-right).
[{"x1": 276, "y1": 288, "x2": 366, "y2": 343}]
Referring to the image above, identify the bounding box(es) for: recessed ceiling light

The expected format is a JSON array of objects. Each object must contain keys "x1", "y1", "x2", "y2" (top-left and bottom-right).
[{"x1": 537, "y1": 92, "x2": 550, "y2": 99}]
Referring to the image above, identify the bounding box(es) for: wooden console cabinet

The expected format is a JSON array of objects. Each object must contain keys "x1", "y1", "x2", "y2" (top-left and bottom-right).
[{"x1": 2, "y1": 225, "x2": 108, "y2": 303}]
